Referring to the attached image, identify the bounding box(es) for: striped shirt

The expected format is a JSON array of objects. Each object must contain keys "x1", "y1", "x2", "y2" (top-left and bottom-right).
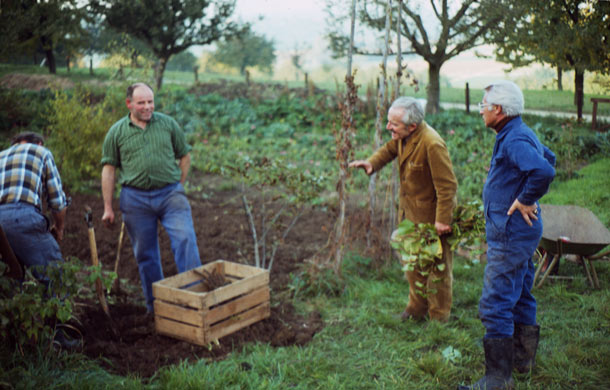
[
  {"x1": 0, "y1": 143, "x2": 68, "y2": 211},
  {"x1": 101, "y1": 112, "x2": 191, "y2": 190}
]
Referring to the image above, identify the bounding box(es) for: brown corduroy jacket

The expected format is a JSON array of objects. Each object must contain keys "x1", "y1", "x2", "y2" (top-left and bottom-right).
[{"x1": 367, "y1": 121, "x2": 457, "y2": 225}]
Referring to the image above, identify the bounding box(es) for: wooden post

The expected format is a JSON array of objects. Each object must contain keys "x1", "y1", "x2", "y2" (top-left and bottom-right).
[
  {"x1": 193, "y1": 65, "x2": 199, "y2": 84},
  {"x1": 465, "y1": 82, "x2": 470, "y2": 113},
  {"x1": 590, "y1": 98, "x2": 610, "y2": 132}
]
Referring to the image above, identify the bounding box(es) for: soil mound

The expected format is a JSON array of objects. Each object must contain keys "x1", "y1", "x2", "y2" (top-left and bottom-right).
[{"x1": 59, "y1": 175, "x2": 333, "y2": 377}]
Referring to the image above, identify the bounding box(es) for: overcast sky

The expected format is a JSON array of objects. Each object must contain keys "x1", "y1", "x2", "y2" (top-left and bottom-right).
[
  {"x1": 206, "y1": 0, "x2": 532, "y2": 87},
  {"x1": 234, "y1": 0, "x2": 328, "y2": 52}
]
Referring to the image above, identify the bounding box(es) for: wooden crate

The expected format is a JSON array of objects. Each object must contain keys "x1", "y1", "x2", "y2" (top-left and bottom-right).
[{"x1": 152, "y1": 260, "x2": 270, "y2": 346}]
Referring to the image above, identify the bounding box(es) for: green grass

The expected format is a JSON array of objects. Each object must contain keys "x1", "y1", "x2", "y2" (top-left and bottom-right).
[
  {"x1": 541, "y1": 158, "x2": 610, "y2": 227},
  {"x1": 2, "y1": 63, "x2": 608, "y2": 116},
  {"x1": 405, "y1": 86, "x2": 610, "y2": 116},
  {"x1": 2, "y1": 253, "x2": 608, "y2": 389}
]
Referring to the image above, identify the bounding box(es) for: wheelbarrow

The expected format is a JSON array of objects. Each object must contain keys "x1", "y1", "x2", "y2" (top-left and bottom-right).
[{"x1": 534, "y1": 204, "x2": 610, "y2": 288}]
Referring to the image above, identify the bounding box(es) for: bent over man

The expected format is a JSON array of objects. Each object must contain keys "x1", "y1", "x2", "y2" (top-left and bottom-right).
[
  {"x1": 101, "y1": 82, "x2": 201, "y2": 313},
  {"x1": 458, "y1": 81, "x2": 555, "y2": 390},
  {"x1": 0, "y1": 132, "x2": 68, "y2": 281},
  {"x1": 350, "y1": 97, "x2": 457, "y2": 322}
]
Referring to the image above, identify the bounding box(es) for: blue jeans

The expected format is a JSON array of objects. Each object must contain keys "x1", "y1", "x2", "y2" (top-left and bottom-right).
[
  {"x1": 0, "y1": 203, "x2": 63, "y2": 282},
  {"x1": 120, "y1": 183, "x2": 201, "y2": 312}
]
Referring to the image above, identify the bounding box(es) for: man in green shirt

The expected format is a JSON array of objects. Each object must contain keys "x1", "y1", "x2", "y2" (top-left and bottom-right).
[{"x1": 101, "y1": 82, "x2": 201, "y2": 313}]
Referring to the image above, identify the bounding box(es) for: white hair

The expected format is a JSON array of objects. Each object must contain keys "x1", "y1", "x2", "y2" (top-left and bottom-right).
[
  {"x1": 390, "y1": 97, "x2": 425, "y2": 125},
  {"x1": 484, "y1": 80, "x2": 524, "y2": 116}
]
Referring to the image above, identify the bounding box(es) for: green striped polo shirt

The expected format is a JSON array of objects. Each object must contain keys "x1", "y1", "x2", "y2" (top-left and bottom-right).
[{"x1": 101, "y1": 112, "x2": 191, "y2": 190}]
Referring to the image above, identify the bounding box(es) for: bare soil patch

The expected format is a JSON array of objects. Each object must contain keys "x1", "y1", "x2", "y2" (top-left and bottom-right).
[
  {"x1": 59, "y1": 173, "x2": 334, "y2": 378},
  {"x1": 0, "y1": 73, "x2": 75, "y2": 91}
]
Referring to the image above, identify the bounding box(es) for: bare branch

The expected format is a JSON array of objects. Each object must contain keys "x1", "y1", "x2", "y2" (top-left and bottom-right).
[{"x1": 241, "y1": 194, "x2": 260, "y2": 268}]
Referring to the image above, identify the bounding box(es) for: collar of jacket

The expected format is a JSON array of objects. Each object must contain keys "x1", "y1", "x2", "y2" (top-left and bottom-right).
[
  {"x1": 495, "y1": 116, "x2": 522, "y2": 144},
  {"x1": 398, "y1": 121, "x2": 427, "y2": 166}
]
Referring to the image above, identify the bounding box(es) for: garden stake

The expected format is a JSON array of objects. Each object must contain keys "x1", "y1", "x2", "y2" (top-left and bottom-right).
[
  {"x1": 84, "y1": 206, "x2": 112, "y2": 320},
  {"x1": 112, "y1": 221, "x2": 125, "y2": 294}
]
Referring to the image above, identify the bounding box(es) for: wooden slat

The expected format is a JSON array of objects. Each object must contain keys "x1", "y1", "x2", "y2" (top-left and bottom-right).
[
  {"x1": 206, "y1": 287, "x2": 269, "y2": 325},
  {"x1": 224, "y1": 261, "x2": 268, "y2": 279},
  {"x1": 185, "y1": 281, "x2": 214, "y2": 293},
  {"x1": 156, "y1": 261, "x2": 225, "y2": 289},
  {"x1": 155, "y1": 316, "x2": 206, "y2": 346},
  {"x1": 154, "y1": 299, "x2": 206, "y2": 327},
  {"x1": 207, "y1": 302, "x2": 270, "y2": 342},
  {"x1": 153, "y1": 284, "x2": 205, "y2": 309},
  {"x1": 202, "y1": 271, "x2": 269, "y2": 307}
]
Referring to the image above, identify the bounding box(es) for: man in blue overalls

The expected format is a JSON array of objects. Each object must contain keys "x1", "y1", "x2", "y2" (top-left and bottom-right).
[{"x1": 458, "y1": 81, "x2": 556, "y2": 390}]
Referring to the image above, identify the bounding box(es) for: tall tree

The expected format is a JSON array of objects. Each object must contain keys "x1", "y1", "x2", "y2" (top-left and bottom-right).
[
  {"x1": 213, "y1": 28, "x2": 276, "y2": 75},
  {"x1": 328, "y1": 1, "x2": 500, "y2": 114},
  {"x1": 0, "y1": 0, "x2": 87, "y2": 74},
  {"x1": 93, "y1": 0, "x2": 237, "y2": 90},
  {"x1": 480, "y1": 0, "x2": 610, "y2": 120},
  {"x1": 362, "y1": 1, "x2": 502, "y2": 114}
]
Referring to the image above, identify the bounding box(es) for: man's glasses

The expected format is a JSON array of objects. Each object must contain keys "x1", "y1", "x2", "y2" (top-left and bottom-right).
[{"x1": 478, "y1": 102, "x2": 493, "y2": 111}]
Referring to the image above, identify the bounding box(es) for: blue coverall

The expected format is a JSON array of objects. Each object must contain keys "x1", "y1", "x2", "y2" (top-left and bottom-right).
[{"x1": 480, "y1": 116, "x2": 556, "y2": 338}]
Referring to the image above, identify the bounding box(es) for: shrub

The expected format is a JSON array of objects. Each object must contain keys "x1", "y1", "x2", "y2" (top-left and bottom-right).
[
  {"x1": 0, "y1": 257, "x2": 116, "y2": 353},
  {"x1": 0, "y1": 260, "x2": 78, "y2": 351},
  {"x1": 0, "y1": 88, "x2": 52, "y2": 148},
  {"x1": 45, "y1": 85, "x2": 124, "y2": 192}
]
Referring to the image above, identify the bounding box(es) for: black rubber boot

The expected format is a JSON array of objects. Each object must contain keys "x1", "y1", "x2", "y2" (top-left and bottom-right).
[
  {"x1": 457, "y1": 338, "x2": 515, "y2": 390},
  {"x1": 513, "y1": 324, "x2": 540, "y2": 374}
]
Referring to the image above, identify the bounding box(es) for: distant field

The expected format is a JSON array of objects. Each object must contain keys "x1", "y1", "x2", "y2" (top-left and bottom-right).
[{"x1": 1, "y1": 63, "x2": 608, "y2": 116}]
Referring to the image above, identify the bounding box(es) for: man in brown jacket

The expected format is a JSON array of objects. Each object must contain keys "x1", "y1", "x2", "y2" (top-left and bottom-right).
[{"x1": 350, "y1": 97, "x2": 457, "y2": 322}]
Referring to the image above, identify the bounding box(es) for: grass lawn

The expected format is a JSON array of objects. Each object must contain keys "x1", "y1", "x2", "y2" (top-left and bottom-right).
[{"x1": 3, "y1": 251, "x2": 608, "y2": 389}]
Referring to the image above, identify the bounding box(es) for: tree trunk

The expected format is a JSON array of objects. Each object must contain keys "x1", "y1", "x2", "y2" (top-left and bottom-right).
[
  {"x1": 131, "y1": 51, "x2": 139, "y2": 68},
  {"x1": 390, "y1": 0, "x2": 403, "y2": 240},
  {"x1": 66, "y1": 56, "x2": 71, "y2": 73},
  {"x1": 574, "y1": 69, "x2": 584, "y2": 121},
  {"x1": 426, "y1": 62, "x2": 441, "y2": 114},
  {"x1": 89, "y1": 57, "x2": 94, "y2": 75},
  {"x1": 155, "y1": 57, "x2": 168, "y2": 90},
  {"x1": 557, "y1": 66, "x2": 563, "y2": 91},
  {"x1": 367, "y1": 0, "x2": 392, "y2": 248},
  {"x1": 333, "y1": 0, "x2": 357, "y2": 273},
  {"x1": 45, "y1": 48, "x2": 56, "y2": 74}
]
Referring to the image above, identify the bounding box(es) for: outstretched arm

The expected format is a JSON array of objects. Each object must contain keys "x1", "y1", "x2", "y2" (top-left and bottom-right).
[{"x1": 348, "y1": 160, "x2": 373, "y2": 175}]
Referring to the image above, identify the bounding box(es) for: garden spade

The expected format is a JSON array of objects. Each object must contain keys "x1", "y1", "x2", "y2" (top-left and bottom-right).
[
  {"x1": 84, "y1": 206, "x2": 112, "y2": 320},
  {"x1": 111, "y1": 221, "x2": 125, "y2": 294}
]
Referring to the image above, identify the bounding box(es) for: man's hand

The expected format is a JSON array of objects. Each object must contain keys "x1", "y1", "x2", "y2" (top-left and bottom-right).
[
  {"x1": 50, "y1": 208, "x2": 66, "y2": 242},
  {"x1": 50, "y1": 225, "x2": 64, "y2": 242},
  {"x1": 348, "y1": 160, "x2": 373, "y2": 175},
  {"x1": 102, "y1": 209, "x2": 115, "y2": 228},
  {"x1": 507, "y1": 198, "x2": 538, "y2": 227},
  {"x1": 435, "y1": 221, "x2": 452, "y2": 236}
]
